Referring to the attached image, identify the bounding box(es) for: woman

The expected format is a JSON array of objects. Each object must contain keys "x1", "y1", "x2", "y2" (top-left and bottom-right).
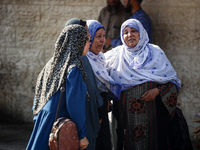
[
  {"x1": 65, "y1": 18, "x2": 105, "y2": 150},
  {"x1": 26, "y1": 24, "x2": 90, "y2": 150},
  {"x1": 104, "y1": 19, "x2": 181, "y2": 150},
  {"x1": 86, "y1": 20, "x2": 121, "y2": 150}
]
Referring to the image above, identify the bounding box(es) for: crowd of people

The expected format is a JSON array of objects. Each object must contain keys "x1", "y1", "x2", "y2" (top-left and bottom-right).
[{"x1": 26, "y1": 0, "x2": 193, "y2": 150}]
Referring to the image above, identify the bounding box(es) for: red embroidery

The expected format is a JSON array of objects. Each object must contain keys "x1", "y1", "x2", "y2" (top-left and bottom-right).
[
  {"x1": 166, "y1": 92, "x2": 177, "y2": 108},
  {"x1": 131, "y1": 125, "x2": 146, "y2": 142},
  {"x1": 128, "y1": 98, "x2": 146, "y2": 114}
]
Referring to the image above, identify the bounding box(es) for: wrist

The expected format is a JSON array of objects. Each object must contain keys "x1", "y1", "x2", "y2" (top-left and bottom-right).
[{"x1": 155, "y1": 88, "x2": 159, "y2": 95}]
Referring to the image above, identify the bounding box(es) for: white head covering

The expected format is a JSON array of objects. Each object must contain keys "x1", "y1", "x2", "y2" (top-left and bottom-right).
[
  {"x1": 105, "y1": 19, "x2": 181, "y2": 91},
  {"x1": 86, "y1": 20, "x2": 121, "y2": 99}
]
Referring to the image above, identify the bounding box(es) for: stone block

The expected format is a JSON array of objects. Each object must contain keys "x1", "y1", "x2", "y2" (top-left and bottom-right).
[
  {"x1": 40, "y1": 5, "x2": 100, "y2": 28},
  {"x1": 178, "y1": 77, "x2": 200, "y2": 103},
  {"x1": 168, "y1": 55, "x2": 200, "y2": 79},
  {"x1": 196, "y1": 8, "x2": 200, "y2": 30},
  {"x1": 7, "y1": 5, "x2": 40, "y2": 27},
  {"x1": 180, "y1": 102, "x2": 200, "y2": 135},
  {"x1": 0, "y1": 46, "x2": 45, "y2": 122},
  {"x1": 151, "y1": 7, "x2": 195, "y2": 31},
  {"x1": 1, "y1": 0, "x2": 106, "y2": 6},
  {"x1": 0, "y1": 26, "x2": 16, "y2": 47},
  {"x1": 16, "y1": 26, "x2": 42, "y2": 48},
  {"x1": 153, "y1": 30, "x2": 198, "y2": 56},
  {"x1": 142, "y1": 0, "x2": 200, "y2": 7},
  {"x1": 0, "y1": 27, "x2": 7, "y2": 47},
  {"x1": 0, "y1": 5, "x2": 7, "y2": 25}
]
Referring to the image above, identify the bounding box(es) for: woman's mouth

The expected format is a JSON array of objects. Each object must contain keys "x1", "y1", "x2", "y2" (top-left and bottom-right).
[{"x1": 128, "y1": 39, "x2": 135, "y2": 43}]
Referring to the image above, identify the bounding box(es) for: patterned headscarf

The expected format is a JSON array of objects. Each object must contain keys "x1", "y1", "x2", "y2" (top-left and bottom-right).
[
  {"x1": 33, "y1": 24, "x2": 87, "y2": 115},
  {"x1": 86, "y1": 20, "x2": 121, "y2": 99},
  {"x1": 105, "y1": 19, "x2": 181, "y2": 91}
]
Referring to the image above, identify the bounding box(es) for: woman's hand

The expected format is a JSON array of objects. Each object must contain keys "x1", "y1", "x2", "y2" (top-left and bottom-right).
[
  {"x1": 140, "y1": 88, "x2": 159, "y2": 102},
  {"x1": 80, "y1": 137, "x2": 89, "y2": 149},
  {"x1": 99, "y1": 119, "x2": 102, "y2": 124}
]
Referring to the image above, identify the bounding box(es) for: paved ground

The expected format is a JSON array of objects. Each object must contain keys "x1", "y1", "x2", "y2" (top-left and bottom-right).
[
  {"x1": 0, "y1": 121, "x2": 33, "y2": 150},
  {"x1": 0, "y1": 118, "x2": 199, "y2": 150}
]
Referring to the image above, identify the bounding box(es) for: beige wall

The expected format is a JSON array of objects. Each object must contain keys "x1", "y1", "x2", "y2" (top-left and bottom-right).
[{"x1": 0, "y1": 0, "x2": 200, "y2": 145}]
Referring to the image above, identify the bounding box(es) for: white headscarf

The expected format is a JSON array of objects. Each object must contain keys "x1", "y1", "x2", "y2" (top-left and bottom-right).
[
  {"x1": 105, "y1": 19, "x2": 181, "y2": 91},
  {"x1": 86, "y1": 20, "x2": 121, "y2": 99}
]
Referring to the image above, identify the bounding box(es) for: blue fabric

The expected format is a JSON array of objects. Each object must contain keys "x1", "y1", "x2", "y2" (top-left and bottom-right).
[
  {"x1": 26, "y1": 67, "x2": 87, "y2": 150},
  {"x1": 105, "y1": 19, "x2": 181, "y2": 91},
  {"x1": 111, "y1": 8, "x2": 152, "y2": 47},
  {"x1": 86, "y1": 20, "x2": 105, "y2": 47},
  {"x1": 81, "y1": 56, "x2": 103, "y2": 150},
  {"x1": 129, "y1": 9, "x2": 152, "y2": 43}
]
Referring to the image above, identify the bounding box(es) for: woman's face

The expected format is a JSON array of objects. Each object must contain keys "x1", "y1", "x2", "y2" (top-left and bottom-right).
[
  {"x1": 123, "y1": 26, "x2": 140, "y2": 47},
  {"x1": 82, "y1": 36, "x2": 91, "y2": 56},
  {"x1": 90, "y1": 28, "x2": 105, "y2": 54},
  {"x1": 82, "y1": 25, "x2": 91, "y2": 56}
]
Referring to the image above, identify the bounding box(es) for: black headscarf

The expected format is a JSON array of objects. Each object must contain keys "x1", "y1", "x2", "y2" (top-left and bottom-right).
[
  {"x1": 33, "y1": 24, "x2": 87, "y2": 115},
  {"x1": 65, "y1": 18, "x2": 86, "y2": 27}
]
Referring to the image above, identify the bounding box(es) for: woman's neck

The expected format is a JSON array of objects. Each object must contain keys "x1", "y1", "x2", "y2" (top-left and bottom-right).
[{"x1": 131, "y1": 2, "x2": 141, "y2": 14}]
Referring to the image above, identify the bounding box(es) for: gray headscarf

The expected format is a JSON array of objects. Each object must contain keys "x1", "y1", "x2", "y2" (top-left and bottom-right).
[{"x1": 33, "y1": 24, "x2": 87, "y2": 115}]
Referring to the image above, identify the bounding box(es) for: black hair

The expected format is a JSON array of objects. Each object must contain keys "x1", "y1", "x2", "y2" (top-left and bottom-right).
[
  {"x1": 136, "y1": 0, "x2": 143, "y2": 4},
  {"x1": 65, "y1": 18, "x2": 86, "y2": 27}
]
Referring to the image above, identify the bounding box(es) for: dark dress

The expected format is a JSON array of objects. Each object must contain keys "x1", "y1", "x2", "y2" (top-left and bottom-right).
[
  {"x1": 113, "y1": 82, "x2": 190, "y2": 150},
  {"x1": 82, "y1": 56, "x2": 104, "y2": 150},
  {"x1": 95, "y1": 92, "x2": 112, "y2": 150}
]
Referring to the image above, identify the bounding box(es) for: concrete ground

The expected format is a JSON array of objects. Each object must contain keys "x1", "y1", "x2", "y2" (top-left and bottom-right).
[
  {"x1": 0, "y1": 121, "x2": 33, "y2": 150},
  {"x1": 0, "y1": 117, "x2": 199, "y2": 150}
]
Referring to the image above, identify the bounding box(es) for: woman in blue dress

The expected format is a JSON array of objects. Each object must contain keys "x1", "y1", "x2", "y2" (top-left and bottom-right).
[{"x1": 26, "y1": 24, "x2": 91, "y2": 150}]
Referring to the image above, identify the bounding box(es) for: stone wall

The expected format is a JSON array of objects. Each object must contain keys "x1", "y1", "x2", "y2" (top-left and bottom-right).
[{"x1": 0, "y1": 0, "x2": 200, "y2": 146}]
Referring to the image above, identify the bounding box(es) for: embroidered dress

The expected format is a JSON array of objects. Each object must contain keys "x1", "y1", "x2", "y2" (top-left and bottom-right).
[
  {"x1": 105, "y1": 19, "x2": 181, "y2": 91},
  {"x1": 104, "y1": 19, "x2": 182, "y2": 150},
  {"x1": 115, "y1": 82, "x2": 178, "y2": 150}
]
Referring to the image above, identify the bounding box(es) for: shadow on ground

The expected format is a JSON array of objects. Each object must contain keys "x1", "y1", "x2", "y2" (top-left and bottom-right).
[{"x1": 0, "y1": 115, "x2": 33, "y2": 150}]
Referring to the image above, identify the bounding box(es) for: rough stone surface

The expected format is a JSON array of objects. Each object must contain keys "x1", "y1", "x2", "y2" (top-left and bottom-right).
[{"x1": 0, "y1": 0, "x2": 200, "y2": 149}]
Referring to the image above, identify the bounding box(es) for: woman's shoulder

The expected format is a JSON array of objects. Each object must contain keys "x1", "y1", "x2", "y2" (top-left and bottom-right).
[
  {"x1": 148, "y1": 43, "x2": 164, "y2": 53},
  {"x1": 104, "y1": 45, "x2": 122, "y2": 58},
  {"x1": 68, "y1": 67, "x2": 82, "y2": 77}
]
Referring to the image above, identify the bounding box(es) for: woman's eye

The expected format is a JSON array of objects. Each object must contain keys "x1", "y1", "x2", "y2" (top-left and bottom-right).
[
  {"x1": 131, "y1": 30, "x2": 137, "y2": 33},
  {"x1": 96, "y1": 35, "x2": 101, "y2": 38},
  {"x1": 123, "y1": 31, "x2": 128, "y2": 35}
]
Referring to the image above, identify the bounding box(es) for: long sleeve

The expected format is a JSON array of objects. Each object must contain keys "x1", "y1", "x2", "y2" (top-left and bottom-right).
[
  {"x1": 157, "y1": 82, "x2": 178, "y2": 117},
  {"x1": 65, "y1": 67, "x2": 87, "y2": 139}
]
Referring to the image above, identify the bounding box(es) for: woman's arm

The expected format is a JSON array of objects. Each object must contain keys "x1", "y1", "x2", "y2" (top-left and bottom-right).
[
  {"x1": 140, "y1": 82, "x2": 178, "y2": 117},
  {"x1": 65, "y1": 67, "x2": 87, "y2": 139},
  {"x1": 140, "y1": 88, "x2": 159, "y2": 102}
]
